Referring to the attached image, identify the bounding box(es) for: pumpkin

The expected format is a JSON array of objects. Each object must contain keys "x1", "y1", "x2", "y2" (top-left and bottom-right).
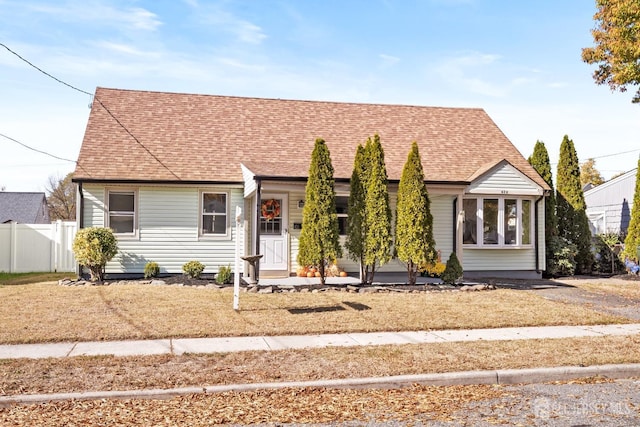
[
  {"x1": 314, "y1": 271, "x2": 321, "y2": 278},
  {"x1": 339, "y1": 271, "x2": 348, "y2": 277},
  {"x1": 306, "y1": 272, "x2": 314, "y2": 278}
]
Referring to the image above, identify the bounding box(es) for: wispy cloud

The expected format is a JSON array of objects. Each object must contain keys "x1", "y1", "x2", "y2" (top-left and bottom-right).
[
  {"x1": 190, "y1": 3, "x2": 267, "y2": 45},
  {"x1": 379, "y1": 53, "x2": 400, "y2": 67},
  {"x1": 24, "y1": 1, "x2": 162, "y2": 32},
  {"x1": 434, "y1": 52, "x2": 538, "y2": 98},
  {"x1": 92, "y1": 41, "x2": 161, "y2": 58},
  {"x1": 435, "y1": 52, "x2": 505, "y2": 97}
]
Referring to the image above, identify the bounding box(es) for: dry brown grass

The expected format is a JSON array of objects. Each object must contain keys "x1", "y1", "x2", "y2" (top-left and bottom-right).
[
  {"x1": 0, "y1": 283, "x2": 628, "y2": 344},
  {"x1": 1, "y1": 335, "x2": 638, "y2": 395},
  {"x1": 573, "y1": 280, "x2": 640, "y2": 300}
]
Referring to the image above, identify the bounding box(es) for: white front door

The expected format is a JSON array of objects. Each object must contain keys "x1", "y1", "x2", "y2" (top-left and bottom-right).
[{"x1": 259, "y1": 194, "x2": 289, "y2": 271}]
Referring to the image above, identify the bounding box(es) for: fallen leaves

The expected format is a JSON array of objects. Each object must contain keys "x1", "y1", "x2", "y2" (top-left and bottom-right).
[{"x1": 0, "y1": 384, "x2": 508, "y2": 426}]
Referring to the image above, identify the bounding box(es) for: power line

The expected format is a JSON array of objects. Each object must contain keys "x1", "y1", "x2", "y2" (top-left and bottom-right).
[
  {"x1": 550, "y1": 148, "x2": 640, "y2": 166},
  {"x1": 0, "y1": 43, "x2": 91, "y2": 96},
  {"x1": 589, "y1": 148, "x2": 640, "y2": 160},
  {"x1": 0, "y1": 132, "x2": 76, "y2": 163},
  {"x1": 1, "y1": 42, "x2": 181, "y2": 180},
  {"x1": 0, "y1": 132, "x2": 93, "y2": 177}
]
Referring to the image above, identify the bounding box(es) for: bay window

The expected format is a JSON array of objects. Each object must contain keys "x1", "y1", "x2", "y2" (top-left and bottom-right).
[{"x1": 463, "y1": 197, "x2": 533, "y2": 247}]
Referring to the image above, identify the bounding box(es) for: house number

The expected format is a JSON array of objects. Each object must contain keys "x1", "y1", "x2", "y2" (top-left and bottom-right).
[{"x1": 501, "y1": 190, "x2": 509, "y2": 194}]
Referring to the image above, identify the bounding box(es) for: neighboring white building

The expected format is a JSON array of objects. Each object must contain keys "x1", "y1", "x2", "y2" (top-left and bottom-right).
[{"x1": 585, "y1": 168, "x2": 637, "y2": 236}]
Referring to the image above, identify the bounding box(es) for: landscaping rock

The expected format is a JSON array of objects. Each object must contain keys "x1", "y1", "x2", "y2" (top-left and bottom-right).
[{"x1": 459, "y1": 284, "x2": 496, "y2": 292}]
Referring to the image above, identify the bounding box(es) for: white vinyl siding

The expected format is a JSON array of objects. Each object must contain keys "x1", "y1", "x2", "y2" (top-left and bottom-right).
[
  {"x1": 82, "y1": 184, "x2": 106, "y2": 228},
  {"x1": 81, "y1": 185, "x2": 244, "y2": 274},
  {"x1": 288, "y1": 190, "x2": 305, "y2": 272},
  {"x1": 430, "y1": 195, "x2": 455, "y2": 263},
  {"x1": 468, "y1": 162, "x2": 543, "y2": 196}
]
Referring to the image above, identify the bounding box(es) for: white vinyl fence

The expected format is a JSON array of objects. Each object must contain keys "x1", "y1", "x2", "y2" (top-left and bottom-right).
[{"x1": 0, "y1": 221, "x2": 76, "y2": 273}]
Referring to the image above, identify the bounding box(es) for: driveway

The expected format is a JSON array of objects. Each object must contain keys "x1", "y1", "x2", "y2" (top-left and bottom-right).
[{"x1": 495, "y1": 276, "x2": 640, "y2": 321}]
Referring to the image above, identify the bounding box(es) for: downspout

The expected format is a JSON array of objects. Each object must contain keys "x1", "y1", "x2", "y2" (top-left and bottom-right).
[
  {"x1": 254, "y1": 178, "x2": 262, "y2": 280},
  {"x1": 534, "y1": 195, "x2": 543, "y2": 274},
  {"x1": 77, "y1": 182, "x2": 85, "y2": 278},
  {"x1": 452, "y1": 197, "x2": 457, "y2": 255}
]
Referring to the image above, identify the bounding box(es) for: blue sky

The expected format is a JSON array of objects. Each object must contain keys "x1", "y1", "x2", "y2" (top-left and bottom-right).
[{"x1": 1, "y1": 0, "x2": 639, "y2": 192}]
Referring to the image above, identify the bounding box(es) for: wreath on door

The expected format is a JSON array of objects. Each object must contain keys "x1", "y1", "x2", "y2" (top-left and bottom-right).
[{"x1": 261, "y1": 199, "x2": 281, "y2": 221}]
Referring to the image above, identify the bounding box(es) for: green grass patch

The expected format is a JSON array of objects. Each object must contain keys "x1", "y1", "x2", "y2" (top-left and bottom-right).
[{"x1": 0, "y1": 272, "x2": 72, "y2": 286}]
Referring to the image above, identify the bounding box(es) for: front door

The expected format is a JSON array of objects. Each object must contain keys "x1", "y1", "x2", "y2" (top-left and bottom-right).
[{"x1": 259, "y1": 194, "x2": 289, "y2": 271}]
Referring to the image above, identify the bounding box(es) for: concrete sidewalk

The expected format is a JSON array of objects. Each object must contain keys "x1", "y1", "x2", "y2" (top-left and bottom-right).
[{"x1": 1, "y1": 323, "x2": 639, "y2": 360}]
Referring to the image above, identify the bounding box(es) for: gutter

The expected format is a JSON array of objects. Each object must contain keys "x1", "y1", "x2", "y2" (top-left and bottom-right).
[
  {"x1": 71, "y1": 178, "x2": 244, "y2": 186},
  {"x1": 452, "y1": 196, "x2": 457, "y2": 254},
  {"x1": 77, "y1": 182, "x2": 84, "y2": 278}
]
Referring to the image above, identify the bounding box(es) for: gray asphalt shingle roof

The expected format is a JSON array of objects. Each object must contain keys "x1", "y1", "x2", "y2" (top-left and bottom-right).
[{"x1": 0, "y1": 192, "x2": 50, "y2": 224}]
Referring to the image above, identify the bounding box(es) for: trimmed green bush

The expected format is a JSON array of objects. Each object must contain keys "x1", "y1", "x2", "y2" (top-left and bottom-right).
[
  {"x1": 182, "y1": 260, "x2": 205, "y2": 279},
  {"x1": 72, "y1": 227, "x2": 118, "y2": 282},
  {"x1": 144, "y1": 262, "x2": 160, "y2": 279},
  {"x1": 546, "y1": 236, "x2": 577, "y2": 277},
  {"x1": 442, "y1": 252, "x2": 463, "y2": 285},
  {"x1": 216, "y1": 264, "x2": 232, "y2": 284}
]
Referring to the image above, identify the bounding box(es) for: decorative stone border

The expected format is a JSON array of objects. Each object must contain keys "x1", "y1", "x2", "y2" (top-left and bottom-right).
[{"x1": 58, "y1": 277, "x2": 496, "y2": 293}]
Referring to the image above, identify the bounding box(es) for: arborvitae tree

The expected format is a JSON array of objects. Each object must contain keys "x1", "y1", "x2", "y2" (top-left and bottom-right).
[
  {"x1": 363, "y1": 134, "x2": 392, "y2": 284},
  {"x1": 297, "y1": 138, "x2": 342, "y2": 285},
  {"x1": 556, "y1": 135, "x2": 594, "y2": 274},
  {"x1": 623, "y1": 158, "x2": 640, "y2": 262},
  {"x1": 345, "y1": 144, "x2": 368, "y2": 281},
  {"x1": 441, "y1": 252, "x2": 463, "y2": 285},
  {"x1": 528, "y1": 140, "x2": 558, "y2": 275},
  {"x1": 395, "y1": 142, "x2": 437, "y2": 285}
]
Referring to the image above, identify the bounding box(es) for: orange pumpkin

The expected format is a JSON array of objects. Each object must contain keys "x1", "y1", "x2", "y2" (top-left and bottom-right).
[
  {"x1": 339, "y1": 271, "x2": 348, "y2": 277},
  {"x1": 306, "y1": 272, "x2": 314, "y2": 278},
  {"x1": 314, "y1": 271, "x2": 321, "y2": 278}
]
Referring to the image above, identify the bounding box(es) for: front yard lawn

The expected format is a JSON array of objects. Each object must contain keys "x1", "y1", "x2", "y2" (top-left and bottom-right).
[{"x1": 0, "y1": 282, "x2": 628, "y2": 344}]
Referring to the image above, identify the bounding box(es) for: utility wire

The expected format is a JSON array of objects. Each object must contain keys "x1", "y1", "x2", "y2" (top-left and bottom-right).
[
  {"x1": 1, "y1": 43, "x2": 92, "y2": 96},
  {"x1": 0, "y1": 132, "x2": 93, "y2": 177},
  {"x1": 0, "y1": 132, "x2": 76, "y2": 163},
  {"x1": 0, "y1": 42, "x2": 181, "y2": 180}
]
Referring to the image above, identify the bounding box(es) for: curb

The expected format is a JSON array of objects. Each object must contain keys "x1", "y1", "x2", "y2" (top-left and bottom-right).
[{"x1": 2, "y1": 363, "x2": 640, "y2": 407}]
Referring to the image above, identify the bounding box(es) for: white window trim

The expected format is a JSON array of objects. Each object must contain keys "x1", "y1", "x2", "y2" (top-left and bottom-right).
[
  {"x1": 463, "y1": 196, "x2": 534, "y2": 249},
  {"x1": 199, "y1": 190, "x2": 231, "y2": 240},
  {"x1": 105, "y1": 188, "x2": 138, "y2": 239}
]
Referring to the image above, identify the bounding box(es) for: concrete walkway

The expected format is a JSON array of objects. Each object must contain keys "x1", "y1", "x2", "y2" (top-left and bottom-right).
[
  {"x1": 3, "y1": 323, "x2": 640, "y2": 406},
  {"x1": 2, "y1": 323, "x2": 640, "y2": 360}
]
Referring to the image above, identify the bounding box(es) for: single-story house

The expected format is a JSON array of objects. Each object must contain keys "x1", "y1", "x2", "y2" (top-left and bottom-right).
[
  {"x1": 73, "y1": 87, "x2": 550, "y2": 279},
  {"x1": 585, "y1": 168, "x2": 637, "y2": 236},
  {"x1": 0, "y1": 192, "x2": 50, "y2": 224}
]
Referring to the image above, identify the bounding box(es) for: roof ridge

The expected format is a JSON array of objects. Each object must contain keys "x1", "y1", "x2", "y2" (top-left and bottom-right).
[{"x1": 95, "y1": 86, "x2": 486, "y2": 111}]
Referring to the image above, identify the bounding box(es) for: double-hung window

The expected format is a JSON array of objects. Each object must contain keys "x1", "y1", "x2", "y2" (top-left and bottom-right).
[
  {"x1": 107, "y1": 191, "x2": 136, "y2": 235},
  {"x1": 336, "y1": 196, "x2": 349, "y2": 236},
  {"x1": 463, "y1": 197, "x2": 533, "y2": 247},
  {"x1": 201, "y1": 192, "x2": 228, "y2": 236}
]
